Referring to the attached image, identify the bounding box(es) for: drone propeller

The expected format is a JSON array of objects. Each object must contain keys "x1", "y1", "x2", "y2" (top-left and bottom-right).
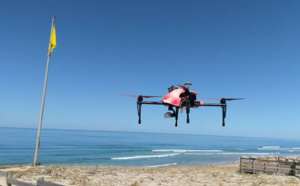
[
  {"x1": 121, "y1": 94, "x2": 162, "y2": 98},
  {"x1": 202, "y1": 97, "x2": 245, "y2": 103},
  {"x1": 203, "y1": 97, "x2": 245, "y2": 101},
  {"x1": 177, "y1": 84, "x2": 189, "y2": 91}
]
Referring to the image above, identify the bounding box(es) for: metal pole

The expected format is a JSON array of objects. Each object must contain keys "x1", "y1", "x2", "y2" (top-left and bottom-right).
[{"x1": 33, "y1": 16, "x2": 55, "y2": 166}]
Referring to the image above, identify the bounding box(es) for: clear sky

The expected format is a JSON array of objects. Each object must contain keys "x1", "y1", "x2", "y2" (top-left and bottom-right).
[{"x1": 1, "y1": 0, "x2": 300, "y2": 139}]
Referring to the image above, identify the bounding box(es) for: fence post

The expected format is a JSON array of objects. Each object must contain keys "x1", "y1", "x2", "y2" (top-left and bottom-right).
[
  {"x1": 252, "y1": 160, "x2": 255, "y2": 174},
  {"x1": 7, "y1": 171, "x2": 13, "y2": 186},
  {"x1": 240, "y1": 158, "x2": 243, "y2": 173},
  {"x1": 254, "y1": 159, "x2": 256, "y2": 174},
  {"x1": 293, "y1": 160, "x2": 296, "y2": 176}
]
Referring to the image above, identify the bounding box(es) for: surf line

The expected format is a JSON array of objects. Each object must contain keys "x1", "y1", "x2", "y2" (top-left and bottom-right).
[{"x1": 111, "y1": 153, "x2": 180, "y2": 160}]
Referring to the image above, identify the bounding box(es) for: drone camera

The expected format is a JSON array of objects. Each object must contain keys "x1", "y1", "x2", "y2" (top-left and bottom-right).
[{"x1": 164, "y1": 112, "x2": 175, "y2": 119}]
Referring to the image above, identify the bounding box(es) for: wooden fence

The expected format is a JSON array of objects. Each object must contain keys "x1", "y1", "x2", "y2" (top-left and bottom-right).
[
  {"x1": 0, "y1": 170, "x2": 64, "y2": 186},
  {"x1": 240, "y1": 157, "x2": 300, "y2": 175}
]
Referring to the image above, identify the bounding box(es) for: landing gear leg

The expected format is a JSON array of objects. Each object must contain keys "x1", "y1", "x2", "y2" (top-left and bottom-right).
[
  {"x1": 222, "y1": 105, "x2": 226, "y2": 127},
  {"x1": 175, "y1": 107, "x2": 179, "y2": 127},
  {"x1": 186, "y1": 107, "x2": 190, "y2": 123},
  {"x1": 138, "y1": 103, "x2": 142, "y2": 124}
]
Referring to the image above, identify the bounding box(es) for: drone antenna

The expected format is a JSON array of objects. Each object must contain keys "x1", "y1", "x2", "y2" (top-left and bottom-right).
[{"x1": 184, "y1": 82, "x2": 192, "y2": 89}]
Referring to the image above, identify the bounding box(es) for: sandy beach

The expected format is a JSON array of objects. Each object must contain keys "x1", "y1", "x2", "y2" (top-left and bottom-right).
[{"x1": 1, "y1": 164, "x2": 300, "y2": 186}]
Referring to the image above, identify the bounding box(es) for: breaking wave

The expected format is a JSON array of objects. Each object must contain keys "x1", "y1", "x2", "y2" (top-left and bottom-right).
[
  {"x1": 258, "y1": 146, "x2": 300, "y2": 151},
  {"x1": 152, "y1": 149, "x2": 223, "y2": 153},
  {"x1": 184, "y1": 153, "x2": 214, "y2": 155},
  {"x1": 184, "y1": 152, "x2": 275, "y2": 155},
  {"x1": 217, "y1": 152, "x2": 275, "y2": 155},
  {"x1": 111, "y1": 153, "x2": 180, "y2": 160},
  {"x1": 147, "y1": 163, "x2": 177, "y2": 167}
]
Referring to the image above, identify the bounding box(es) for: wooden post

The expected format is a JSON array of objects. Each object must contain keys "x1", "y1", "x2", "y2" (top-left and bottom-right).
[
  {"x1": 240, "y1": 158, "x2": 243, "y2": 173},
  {"x1": 252, "y1": 160, "x2": 255, "y2": 174},
  {"x1": 7, "y1": 171, "x2": 13, "y2": 186},
  {"x1": 277, "y1": 162, "x2": 280, "y2": 173},
  {"x1": 264, "y1": 162, "x2": 266, "y2": 173},
  {"x1": 293, "y1": 160, "x2": 296, "y2": 176}
]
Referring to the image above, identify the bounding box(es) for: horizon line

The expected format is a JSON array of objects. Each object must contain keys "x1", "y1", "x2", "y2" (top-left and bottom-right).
[{"x1": 0, "y1": 126, "x2": 298, "y2": 141}]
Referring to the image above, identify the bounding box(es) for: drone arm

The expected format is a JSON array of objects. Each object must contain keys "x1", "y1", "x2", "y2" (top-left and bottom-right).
[
  {"x1": 195, "y1": 102, "x2": 227, "y2": 127},
  {"x1": 136, "y1": 101, "x2": 166, "y2": 124},
  {"x1": 195, "y1": 102, "x2": 226, "y2": 107}
]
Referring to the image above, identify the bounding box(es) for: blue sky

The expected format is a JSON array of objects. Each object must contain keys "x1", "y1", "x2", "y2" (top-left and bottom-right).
[{"x1": 1, "y1": 0, "x2": 300, "y2": 139}]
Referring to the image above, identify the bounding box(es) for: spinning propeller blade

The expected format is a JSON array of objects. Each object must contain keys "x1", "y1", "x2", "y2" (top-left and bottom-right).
[
  {"x1": 177, "y1": 84, "x2": 189, "y2": 91},
  {"x1": 222, "y1": 98, "x2": 245, "y2": 101},
  {"x1": 121, "y1": 94, "x2": 162, "y2": 98},
  {"x1": 202, "y1": 97, "x2": 245, "y2": 101},
  {"x1": 142, "y1": 96, "x2": 162, "y2": 98}
]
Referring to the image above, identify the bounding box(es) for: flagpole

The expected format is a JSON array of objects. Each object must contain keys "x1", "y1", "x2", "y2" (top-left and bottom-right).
[{"x1": 33, "y1": 16, "x2": 55, "y2": 166}]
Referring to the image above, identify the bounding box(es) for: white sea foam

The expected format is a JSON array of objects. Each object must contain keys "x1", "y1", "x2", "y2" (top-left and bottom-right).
[
  {"x1": 152, "y1": 149, "x2": 223, "y2": 153},
  {"x1": 184, "y1": 152, "x2": 274, "y2": 156},
  {"x1": 258, "y1": 146, "x2": 300, "y2": 151},
  {"x1": 261, "y1": 146, "x2": 280, "y2": 149},
  {"x1": 258, "y1": 148, "x2": 289, "y2": 150},
  {"x1": 184, "y1": 153, "x2": 214, "y2": 155},
  {"x1": 111, "y1": 153, "x2": 180, "y2": 160},
  {"x1": 291, "y1": 147, "x2": 300, "y2": 150},
  {"x1": 147, "y1": 163, "x2": 177, "y2": 167},
  {"x1": 218, "y1": 152, "x2": 274, "y2": 155},
  {"x1": 234, "y1": 148, "x2": 246, "y2": 151}
]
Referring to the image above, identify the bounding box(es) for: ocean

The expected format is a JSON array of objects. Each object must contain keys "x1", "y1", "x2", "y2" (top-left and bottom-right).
[{"x1": 1, "y1": 127, "x2": 300, "y2": 167}]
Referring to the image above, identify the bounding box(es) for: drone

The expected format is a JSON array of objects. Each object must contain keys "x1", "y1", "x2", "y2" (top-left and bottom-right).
[{"x1": 122, "y1": 83, "x2": 244, "y2": 127}]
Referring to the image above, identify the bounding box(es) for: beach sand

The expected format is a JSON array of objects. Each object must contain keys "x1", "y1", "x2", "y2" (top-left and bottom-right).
[{"x1": 1, "y1": 164, "x2": 300, "y2": 186}]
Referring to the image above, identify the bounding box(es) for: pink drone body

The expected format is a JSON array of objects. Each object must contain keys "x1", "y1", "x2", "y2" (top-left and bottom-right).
[
  {"x1": 122, "y1": 83, "x2": 244, "y2": 127},
  {"x1": 163, "y1": 89, "x2": 202, "y2": 107}
]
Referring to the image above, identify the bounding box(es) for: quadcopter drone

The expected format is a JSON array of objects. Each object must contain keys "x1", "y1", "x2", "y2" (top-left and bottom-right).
[{"x1": 122, "y1": 83, "x2": 244, "y2": 127}]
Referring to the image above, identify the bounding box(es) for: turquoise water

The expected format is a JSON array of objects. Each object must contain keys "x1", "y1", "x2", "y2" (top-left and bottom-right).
[{"x1": 1, "y1": 127, "x2": 300, "y2": 167}]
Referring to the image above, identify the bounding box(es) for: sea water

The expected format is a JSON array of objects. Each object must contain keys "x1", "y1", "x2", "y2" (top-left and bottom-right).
[{"x1": 1, "y1": 127, "x2": 300, "y2": 167}]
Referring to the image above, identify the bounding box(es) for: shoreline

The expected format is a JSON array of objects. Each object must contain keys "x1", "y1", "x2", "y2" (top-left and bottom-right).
[
  {"x1": 0, "y1": 162, "x2": 236, "y2": 167},
  {"x1": 1, "y1": 163, "x2": 300, "y2": 186}
]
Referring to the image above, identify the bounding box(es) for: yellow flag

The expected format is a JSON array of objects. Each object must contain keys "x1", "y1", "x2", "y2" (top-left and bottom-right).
[{"x1": 50, "y1": 25, "x2": 56, "y2": 53}]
